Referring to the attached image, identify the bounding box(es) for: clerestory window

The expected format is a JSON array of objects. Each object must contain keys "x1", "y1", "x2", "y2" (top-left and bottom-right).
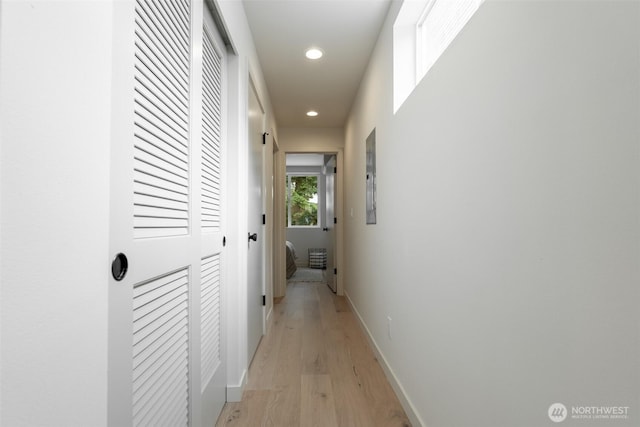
[{"x1": 394, "y1": 0, "x2": 484, "y2": 112}]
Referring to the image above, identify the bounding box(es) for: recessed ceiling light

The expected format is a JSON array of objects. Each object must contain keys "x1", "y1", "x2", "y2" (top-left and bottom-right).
[
  {"x1": 305, "y1": 48, "x2": 323, "y2": 60},
  {"x1": 306, "y1": 110, "x2": 318, "y2": 117}
]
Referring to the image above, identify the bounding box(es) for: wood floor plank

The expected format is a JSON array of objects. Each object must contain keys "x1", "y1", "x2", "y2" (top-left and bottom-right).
[
  {"x1": 215, "y1": 282, "x2": 412, "y2": 427},
  {"x1": 273, "y1": 292, "x2": 303, "y2": 388},
  {"x1": 300, "y1": 374, "x2": 339, "y2": 427},
  {"x1": 245, "y1": 302, "x2": 285, "y2": 391},
  {"x1": 317, "y1": 284, "x2": 341, "y2": 331},
  {"x1": 338, "y1": 312, "x2": 411, "y2": 426},
  {"x1": 215, "y1": 390, "x2": 270, "y2": 427},
  {"x1": 326, "y1": 326, "x2": 376, "y2": 427},
  {"x1": 332, "y1": 293, "x2": 351, "y2": 314},
  {"x1": 261, "y1": 385, "x2": 300, "y2": 427},
  {"x1": 302, "y1": 297, "x2": 329, "y2": 375}
]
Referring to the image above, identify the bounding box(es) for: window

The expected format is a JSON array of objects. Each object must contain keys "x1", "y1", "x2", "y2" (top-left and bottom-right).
[
  {"x1": 416, "y1": 0, "x2": 484, "y2": 81},
  {"x1": 286, "y1": 174, "x2": 319, "y2": 227},
  {"x1": 393, "y1": 0, "x2": 484, "y2": 112}
]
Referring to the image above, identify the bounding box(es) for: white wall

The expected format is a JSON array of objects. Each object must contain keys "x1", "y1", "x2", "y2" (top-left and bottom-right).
[
  {"x1": 278, "y1": 127, "x2": 344, "y2": 152},
  {"x1": 344, "y1": 1, "x2": 640, "y2": 426},
  {"x1": 0, "y1": 2, "x2": 112, "y2": 425}
]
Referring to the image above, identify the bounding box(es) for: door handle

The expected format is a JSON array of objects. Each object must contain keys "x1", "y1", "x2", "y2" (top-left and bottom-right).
[
  {"x1": 111, "y1": 253, "x2": 128, "y2": 281},
  {"x1": 248, "y1": 233, "x2": 258, "y2": 242}
]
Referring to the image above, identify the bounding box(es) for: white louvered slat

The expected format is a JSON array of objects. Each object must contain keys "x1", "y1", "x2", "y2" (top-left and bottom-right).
[
  {"x1": 134, "y1": 107, "x2": 188, "y2": 153},
  {"x1": 134, "y1": 0, "x2": 191, "y2": 239},
  {"x1": 136, "y1": 3, "x2": 189, "y2": 68},
  {"x1": 133, "y1": 268, "x2": 189, "y2": 427},
  {"x1": 134, "y1": 172, "x2": 188, "y2": 199},
  {"x1": 133, "y1": 340, "x2": 187, "y2": 407},
  {"x1": 201, "y1": 255, "x2": 221, "y2": 391},
  {"x1": 134, "y1": 83, "x2": 189, "y2": 136},
  {"x1": 135, "y1": 57, "x2": 188, "y2": 116},
  {"x1": 134, "y1": 147, "x2": 188, "y2": 181},
  {"x1": 133, "y1": 156, "x2": 188, "y2": 189},
  {"x1": 133, "y1": 296, "x2": 187, "y2": 332},
  {"x1": 134, "y1": 192, "x2": 187, "y2": 211},
  {"x1": 152, "y1": 1, "x2": 190, "y2": 48},
  {"x1": 201, "y1": 25, "x2": 223, "y2": 232}
]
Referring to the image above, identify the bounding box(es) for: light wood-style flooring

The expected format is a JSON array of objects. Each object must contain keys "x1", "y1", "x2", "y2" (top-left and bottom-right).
[{"x1": 215, "y1": 281, "x2": 411, "y2": 427}]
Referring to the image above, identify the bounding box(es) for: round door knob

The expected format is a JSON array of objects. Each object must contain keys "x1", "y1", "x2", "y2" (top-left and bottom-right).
[
  {"x1": 111, "y1": 253, "x2": 128, "y2": 281},
  {"x1": 248, "y1": 233, "x2": 258, "y2": 242}
]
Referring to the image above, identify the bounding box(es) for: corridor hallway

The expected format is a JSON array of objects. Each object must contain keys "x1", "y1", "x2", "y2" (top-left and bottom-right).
[{"x1": 216, "y1": 282, "x2": 411, "y2": 426}]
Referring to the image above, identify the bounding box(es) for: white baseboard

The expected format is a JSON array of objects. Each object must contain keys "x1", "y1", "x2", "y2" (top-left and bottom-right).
[
  {"x1": 225, "y1": 368, "x2": 247, "y2": 402},
  {"x1": 344, "y1": 291, "x2": 425, "y2": 427}
]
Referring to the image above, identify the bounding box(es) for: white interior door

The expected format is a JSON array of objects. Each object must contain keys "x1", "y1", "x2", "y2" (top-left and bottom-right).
[
  {"x1": 247, "y1": 81, "x2": 265, "y2": 362},
  {"x1": 108, "y1": 1, "x2": 227, "y2": 425},
  {"x1": 325, "y1": 155, "x2": 337, "y2": 292},
  {"x1": 200, "y1": 6, "x2": 227, "y2": 426}
]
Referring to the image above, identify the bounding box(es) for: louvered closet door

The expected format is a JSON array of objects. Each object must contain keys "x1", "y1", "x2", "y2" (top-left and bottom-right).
[
  {"x1": 200, "y1": 6, "x2": 227, "y2": 427},
  {"x1": 108, "y1": 1, "x2": 227, "y2": 426}
]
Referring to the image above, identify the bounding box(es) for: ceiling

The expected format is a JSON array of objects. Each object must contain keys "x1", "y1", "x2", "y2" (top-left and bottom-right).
[{"x1": 242, "y1": 0, "x2": 392, "y2": 128}]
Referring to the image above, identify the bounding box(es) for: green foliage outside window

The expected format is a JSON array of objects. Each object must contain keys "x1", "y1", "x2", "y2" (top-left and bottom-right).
[{"x1": 286, "y1": 175, "x2": 318, "y2": 226}]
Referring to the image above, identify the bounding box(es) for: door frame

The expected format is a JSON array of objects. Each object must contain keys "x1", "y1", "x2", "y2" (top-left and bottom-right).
[{"x1": 273, "y1": 149, "x2": 344, "y2": 297}]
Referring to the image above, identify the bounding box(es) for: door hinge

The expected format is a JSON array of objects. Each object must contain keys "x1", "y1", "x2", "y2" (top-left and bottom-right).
[
  {"x1": 334, "y1": 167, "x2": 337, "y2": 174},
  {"x1": 262, "y1": 295, "x2": 266, "y2": 306},
  {"x1": 334, "y1": 268, "x2": 337, "y2": 275},
  {"x1": 262, "y1": 132, "x2": 269, "y2": 145},
  {"x1": 262, "y1": 214, "x2": 266, "y2": 225},
  {"x1": 334, "y1": 217, "x2": 337, "y2": 224}
]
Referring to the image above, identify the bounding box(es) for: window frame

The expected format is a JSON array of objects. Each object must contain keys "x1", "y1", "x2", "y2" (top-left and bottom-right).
[
  {"x1": 415, "y1": 0, "x2": 437, "y2": 82},
  {"x1": 393, "y1": 0, "x2": 484, "y2": 112},
  {"x1": 415, "y1": 0, "x2": 484, "y2": 83}
]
